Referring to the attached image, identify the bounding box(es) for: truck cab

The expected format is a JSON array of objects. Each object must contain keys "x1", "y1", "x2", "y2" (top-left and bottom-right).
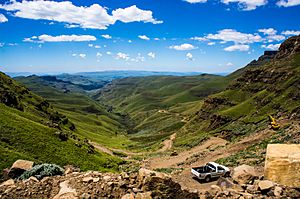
[{"x1": 191, "y1": 162, "x2": 230, "y2": 182}]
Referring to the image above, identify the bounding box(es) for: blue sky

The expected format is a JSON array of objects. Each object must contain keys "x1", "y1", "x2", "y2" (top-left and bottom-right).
[{"x1": 0, "y1": 0, "x2": 300, "y2": 74}]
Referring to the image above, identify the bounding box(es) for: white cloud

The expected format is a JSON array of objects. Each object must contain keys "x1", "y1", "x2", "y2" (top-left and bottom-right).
[
  {"x1": 282, "y1": 30, "x2": 300, "y2": 36},
  {"x1": 0, "y1": 14, "x2": 8, "y2": 23},
  {"x1": 221, "y1": 0, "x2": 267, "y2": 10},
  {"x1": 261, "y1": 43, "x2": 281, "y2": 50},
  {"x1": 191, "y1": 36, "x2": 208, "y2": 41},
  {"x1": 0, "y1": 43, "x2": 4, "y2": 47},
  {"x1": 186, "y1": 53, "x2": 194, "y2": 61},
  {"x1": 116, "y1": 52, "x2": 129, "y2": 61},
  {"x1": 148, "y1": 52, "x2": 155, "y2": 59},
  {"x1": 206, "y1": 29, "x2": 262, "y2": 44},
  {"x1": 226, "y1": 62, "x2": 234, "y2": 66},
  {"x1": 138, "y1": 35, "x2": 150, "y2": 40},
  {"x1": 96, "y1": 52, "x2": 102, "y2": 57},
  {"x1": 277, "y1": 0, "x2": 300, "y2": 7},
  {"x1": 266, "y1": 34, "x2": 285, "y2": 42},
  {"x1": 72, "y1": 53, "x2": 77, "y2": 57},
  {"x1": 128, "y1": 40, "x2": 132, "y2": 43},
  {"x1": 88, "y1": 44, "x2": 94, "y2": 47},
  {"x1": 207, "y1": 42, "x2": 216, "y2": 46},
  {"x1": 106, "y1": 51, "x2": 112, "y2": 55},
  {"x1": 94, "y1": 45, "x2": 101, "y2": 49},
  {"x1": 169, "y1": 43, "x2": 197, "y2": 51},
  {"x1": 224, "y1": 44, "x2": 250, "y2": 51},
  {"x1": 154, "y1": 38, "x2": 160, "y2": 41},
  {"x1": 258, "y1": 28, "x2": 277, "y2": 35},
  {"x1": 0, "y1": 1, "x2": 162, "y2": 30},
  {"x1": 112, "y1": 5, "x2": 162, "y2": 24},
  {"x1": 79, "y1": 54, "x2": 86, "y2": 59},
  {"x1": 101, "y1": 34, "x2": 112, "y2": 39},
  {"x1": 24, "y1": 34, "x2": 96, "y2": 43},
  {"x1": 183, "y1": 0, "x2": 207, "y2": 3}
]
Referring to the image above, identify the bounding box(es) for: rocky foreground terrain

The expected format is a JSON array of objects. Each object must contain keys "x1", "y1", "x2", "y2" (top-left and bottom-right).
[{"x1": 1, "y1": 160, "x2": 300, "y2": 199}]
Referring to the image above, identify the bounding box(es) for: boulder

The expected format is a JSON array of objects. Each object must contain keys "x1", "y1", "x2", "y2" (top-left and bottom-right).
[
  {"x1": 138, "y1": 168, "x2": 170, "y2": 181},
  {"x1": 232, "y1": 164, "x2": 258, "y2": 185},
  {"x1": 121, "y1": 193, "x2": 135, "y2": 199},
  {"x1": 135, "y1": 192, "x2": 152, "y2": 199},
  {"x1": 264, "y1": 144, "x2": 300, "y2": 187},
  {"x1": 0, "y1": 179, "x2": 14, "y2": 187},
  {"x1": 8, "y1": 160, "x2": 34, "y2": 178},
  {"x1": 274, "y1": 186, "x2": 283, "y2": 197},
  {"x1": 217, "y1": 177, "x2": 234, "y2": 189},
  {"x1": 258, "y1": 180, "x2": 274, "y2": 191},
  {"x1": 53, "y1": 180, "x2": 77, "y2": 199}
]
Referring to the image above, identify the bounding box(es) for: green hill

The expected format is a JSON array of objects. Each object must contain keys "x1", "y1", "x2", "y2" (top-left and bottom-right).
[
  {"x1": 15, "y1": 75, "x2": 134, "y2": 150},
  {"x1": 96, "y1": 74, "x2": 232, "y2": 150},
  {"x1": 0, "y1": 72, "x2": 124, "y2": 172}
]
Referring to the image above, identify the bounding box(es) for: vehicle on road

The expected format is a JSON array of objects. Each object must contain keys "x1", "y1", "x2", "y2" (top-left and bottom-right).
[{"x1": 191, "y1": 162, "x2": 230, "y2": 182}]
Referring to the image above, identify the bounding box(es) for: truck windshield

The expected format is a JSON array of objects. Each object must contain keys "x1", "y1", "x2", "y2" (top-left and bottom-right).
[{"x1": 207, "y1": 163, "x2": 216, "y2": 172}]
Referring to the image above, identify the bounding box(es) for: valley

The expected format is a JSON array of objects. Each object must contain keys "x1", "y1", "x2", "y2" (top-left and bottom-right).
[{"x1": 1, "y1": 35, "x2": 300, "y2": 198}]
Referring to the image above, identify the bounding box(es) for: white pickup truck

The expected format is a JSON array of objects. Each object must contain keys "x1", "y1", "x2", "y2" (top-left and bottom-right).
[{"x1": 191, "y1": 162, "x2": 230, "y2": 182}]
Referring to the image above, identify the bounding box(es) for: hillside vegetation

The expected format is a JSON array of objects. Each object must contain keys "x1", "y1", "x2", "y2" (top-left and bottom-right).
[{"x1": 0, "y1": 72, "x2": 124, "y2": 172}]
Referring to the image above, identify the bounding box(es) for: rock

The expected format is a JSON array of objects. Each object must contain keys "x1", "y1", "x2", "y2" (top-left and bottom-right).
[
  {"x1": 53, "y1": 180, "x2": 77, "y2": 199},
  {"x1": 8, "y1": 160, "x2": 34, "y2": 178},
  {"x1": 217, "y1": 177, "x2": 234, "y2": 189},
  {"x1": 0, "y1": 179, "x2": 14, "y2": 187},
  {"x1": 81, "y1": 193, "x2": 91, "y2": 199},
  {"x1": 121, "y1": 193, "x2": 135, "y2": 199},
  {"x1": 103, "y1": 176, "x2": 111, "y2": 181},
  {"x1": 132, "y1": 188, "x2": 140, "y2": 193},
  {"x1": 264, "y1": 144, "x2": 300, "y2": 187},
  {"x1": 258, "y1": 180, "x2": 274, "y2": 191},
  {"x1": 274, "y1": 186, "x2": 283, "y2": 197},
  {"x1": 135, "y1": 192, "x2": 152, "y2": 199},
  {"x1": 138, "y1": 168, "x2": 170, "y2": 181},
  {"x1": 82, "y1": 177, "x2": 93, "y2": 183},
  {"x1": 93, "y1": 177, "x2": 100, "y2": 183},
  {"x1": 24, "y1": 176, "x2": 39, "y2": 183},
  {"x1": 232, "y1": 164, "x2": 258, "y2": 185},
  {"x1": 211, "y1": 185, "x2": 222, "y2": 192}
]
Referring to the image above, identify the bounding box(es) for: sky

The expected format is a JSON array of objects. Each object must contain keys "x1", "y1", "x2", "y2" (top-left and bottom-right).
[{"x1": 0, "y1": 0, "x2": 300, "y2": 74}]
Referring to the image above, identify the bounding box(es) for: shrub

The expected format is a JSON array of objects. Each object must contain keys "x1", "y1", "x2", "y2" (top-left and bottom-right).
[{"x1": 19, "y1": 163, "x2": 64, "y2": 180}]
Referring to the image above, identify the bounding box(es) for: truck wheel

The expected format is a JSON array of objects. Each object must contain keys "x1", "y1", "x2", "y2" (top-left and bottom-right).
[
  {"x1": 204, "y1": 175, "x2": 211, "y2": 182},
  {"x1": 224, "y1": 172, "x2": 230, "y2": 177}
]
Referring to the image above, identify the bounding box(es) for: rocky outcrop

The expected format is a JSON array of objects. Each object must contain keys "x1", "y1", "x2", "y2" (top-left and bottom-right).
[
  {"x1": 0, "y1": 167, "x2": 199, "y2": 199},
  {"x1": 275, "y1": 35, "x2": 300, "y2": 59},
  {"x1": 264, "y1": 144, "x2": 300, "y2": 187},
  {"x1": 232, "y1": 164, "x2": 259, "y2": 185},
  {"x1": 8, "y1": 160, "x2": 34, "y2": 179}
]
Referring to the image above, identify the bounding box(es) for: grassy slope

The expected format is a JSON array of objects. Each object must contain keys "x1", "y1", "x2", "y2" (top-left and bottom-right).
[
  {"x1": 97, "y1": 74, "x2": 231, "y2": 151},
  {"x1": 176, "y1": 46, "x2": 300, "y2": 154},
  {"x1": 0, "y1": 72, "x2": 123, "y2": 172},
  {"x1": 15, "y1": 75, "x2": 134, "y2": 149}
]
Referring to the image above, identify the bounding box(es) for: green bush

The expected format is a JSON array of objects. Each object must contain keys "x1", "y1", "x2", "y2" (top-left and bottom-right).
[{"x1": 19, "y1": 163, "x2": 64, "y2": 180}]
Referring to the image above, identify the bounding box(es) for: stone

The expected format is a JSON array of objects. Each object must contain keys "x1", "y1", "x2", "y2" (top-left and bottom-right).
[
  {"x1": 135, "y1": 192, "x2": 152, "y2": 199},
  {"x1": 258, "y1": 180, "x2": 274, "y2": 191},
  {"x1": 82, "y1": 177, "x2": 93, "y2": 183},
  {"x1": 11, "y1": 160, "x2": 34, "y2": 170},
  {"x1": 0, "y1": 179, "x2": 14, "y2": 187},
  {"x1": 138, "y1": 168, "x2": 170, "y2": 181},
  {"x1": 8, "y1": 160, "x2": 34, "y2": 178},
  {"x1": 264, "y1": 144, "x2": 300, "y2": 187},
  {"x1": 121, "y1": 193, "x2": 135, "y2": 199},
  {"x1": 81, "y1": 193, "x2": 91, "y2": 199},
  {"x1": 93, "y1": 177, "x2": 100, "y2": 183},
  {"x1": 24, "y1": 176, "x2": 39, "y2": 183},
  {"x1": 274, "y1": 186, "x2": 283, "y2": 197},
  {"x1": 103, "y1": 176, "x2": 111, "y2": 181},
  {"x1": 217, "y1": 177, "x2": 234, "y2": 189},
  {"x1": 232, "y1": 164, "x2": 258, "y2": 185},
  {"x1": 53, "y1": 180, "x2": 77, "y2": 199}
]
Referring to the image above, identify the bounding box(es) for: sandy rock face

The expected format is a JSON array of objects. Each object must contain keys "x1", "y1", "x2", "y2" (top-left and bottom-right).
[
  {"x1": 264, "y1": 144, "x2": 300, "y2": 187},
  {"x1": 232, "y1": 164, "x2": 258, "y2": 185}
]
